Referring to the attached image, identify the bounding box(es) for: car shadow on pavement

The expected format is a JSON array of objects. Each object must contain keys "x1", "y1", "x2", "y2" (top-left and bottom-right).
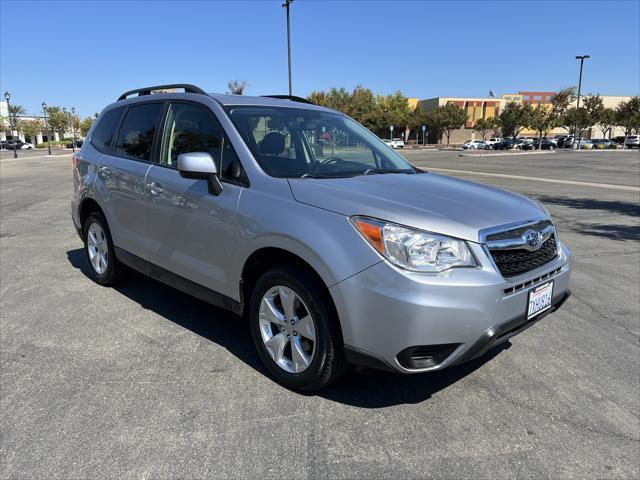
[
  {"x1": 533, "y1": 195, "x2": 640, "y2": 217},
  {"x1": 67, "y1": 248, "x2": 510, "y2": 407}
]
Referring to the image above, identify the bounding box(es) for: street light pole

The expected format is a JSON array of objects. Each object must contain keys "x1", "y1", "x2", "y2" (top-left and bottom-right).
[
  {"x1": 42, "y1": 102, "x2": 52, "y2": 155},
  {"x1": 70, "y1": 107, "x2": 77, "y2": 153},
  {"x1": 282, "y1": 0, "x2": 293, "y2": 96},
  {"x1": 4, "y1": 91, "x2": 17, "y2": 159},
  {"x1": 573, "y1": 55, "x2": 590, "y2": 149}
]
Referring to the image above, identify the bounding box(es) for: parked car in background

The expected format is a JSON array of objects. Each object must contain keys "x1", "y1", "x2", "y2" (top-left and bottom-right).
[
  {"x1": 591, "y1": 139, "x2": 617, "y2": 149},
  {"x1": 3, "y1": 140, "x2": 25, "y2": 150},
  {"x1": 392, "y1": 138, "x2": 405, "y2": 149},
  {"x1": 20, "y1": 142, "x2": 35, "y2": 150},
  {"x1": 71, "y1": 84, "x2": 572, "y2": 390},
  {"x1": 523, "y1": 139, "x2": 556, "y2": 150},
  {"x1": 66, "y1": 139, "x2": 84, "y2": 149},
  {"x1": 485, "y1": 138, "x2": 502, "y2": 149},
  {"x1": 625, "y1": 135, "x2": 640, "y2": 148},
  {"x1": 462, "y1": 140, "x2": 489, "y2": 150},
  {"x1": 612, "y1": 136, "x2": 626, "y2": 145},
  {"x1": 495, "y1": 138, "x2": 516, "y2": 150},
  {"x1": 577, "y1": 140, "x2": 593, "y2": 149},
  {"x1": 517, "y1": 138, "x2": 534, "y2": 150}
]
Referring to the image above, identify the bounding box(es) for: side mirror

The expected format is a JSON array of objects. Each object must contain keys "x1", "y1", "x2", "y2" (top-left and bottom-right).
[{"x1": 177, "y1": 152, "x2": 223, "y2": 196}]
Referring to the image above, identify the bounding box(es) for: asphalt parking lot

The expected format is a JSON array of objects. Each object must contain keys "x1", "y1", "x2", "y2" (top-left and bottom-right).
[{"x1": 1, "y1": 149, "x2": 639, "y2": 479}]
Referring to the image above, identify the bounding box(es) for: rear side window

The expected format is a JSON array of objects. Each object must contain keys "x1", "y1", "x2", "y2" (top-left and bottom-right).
[
  {"x1": 114, "y1": 103, "x2": 164, "y2": 161},
  {"x1": 91, "y1": 107, "x2": 124, "y2": 154}
]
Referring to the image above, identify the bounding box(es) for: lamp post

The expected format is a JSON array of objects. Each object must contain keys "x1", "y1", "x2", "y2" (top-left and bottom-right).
[
  {"x1": 282, "y1": 0, "x2": 294, "y2": 96},
  {"x1": 4, "y1": 91, "x2": 17, "y2": 158},
  {"x1": 70, "y1": 107, "x2": 77, "y2": 152},
  {"x1": 42, "y1": 102, "x2": 52, "y2": 155},
  {"x1": 573, "y1": 55, "x2": 590, "y2": 149}
]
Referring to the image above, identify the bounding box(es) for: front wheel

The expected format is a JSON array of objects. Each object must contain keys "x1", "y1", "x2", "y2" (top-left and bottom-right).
[{"x1": 249, "y1": 266, "x2": 347, "y2": 391}]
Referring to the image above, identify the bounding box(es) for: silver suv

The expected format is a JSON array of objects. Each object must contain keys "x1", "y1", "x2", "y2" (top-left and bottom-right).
[{"x1": 72, "y1": 84, "x2": 572, "y2": 391}]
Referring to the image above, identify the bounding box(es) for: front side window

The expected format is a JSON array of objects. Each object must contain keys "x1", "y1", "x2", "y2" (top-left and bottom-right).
[
  {"x1": 114, "y1": 103, "x2": 163, "y2": 161},
  {"x1": 160, "y1": 102, "x2": 246, "y2": 184},
  {"x1": 91, "y1": 106, "x2": 125, "y2": 154},
  {"x1": 226, "y1": 106, "x2": 415, "y2": 178}
]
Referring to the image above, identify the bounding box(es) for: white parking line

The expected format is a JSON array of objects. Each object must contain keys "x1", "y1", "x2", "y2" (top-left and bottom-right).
[{"x1": 427, "y1": 167, "x2": 640, "y2": 192}]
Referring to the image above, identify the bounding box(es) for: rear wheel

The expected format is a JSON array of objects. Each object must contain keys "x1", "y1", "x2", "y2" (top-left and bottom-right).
[
  {"x1": 249, "y1": 266, "x2": 347, "y2": 391},
  {"x1": 83, "y1": 212, "x2": 127, "y2": 286}
]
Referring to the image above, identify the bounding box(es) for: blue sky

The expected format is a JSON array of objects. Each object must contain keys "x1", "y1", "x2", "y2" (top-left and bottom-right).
[{"x1": 1, "y1": 0, "x2": 639, "y2": 118}]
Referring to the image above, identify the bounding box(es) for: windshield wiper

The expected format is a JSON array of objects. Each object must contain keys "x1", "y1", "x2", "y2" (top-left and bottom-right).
[
  {"x1": 362, "y1": 168, "x2": 410, "y2": 175},
  {"x1": 299, "y1": 172, "x2": 352, "y2": 179}
]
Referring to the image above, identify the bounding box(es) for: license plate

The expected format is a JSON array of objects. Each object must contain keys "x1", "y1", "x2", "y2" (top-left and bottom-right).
[{"x1": 527, "y1": 281, "x2": 554, "y2": 320}]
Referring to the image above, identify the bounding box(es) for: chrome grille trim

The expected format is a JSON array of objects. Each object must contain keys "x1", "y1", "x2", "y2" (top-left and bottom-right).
[{"x1": 480, "y1": 218, "x2": 561, "y2": 278}]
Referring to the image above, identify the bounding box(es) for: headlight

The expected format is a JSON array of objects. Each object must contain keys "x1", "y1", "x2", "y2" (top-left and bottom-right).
[{"x1": 350, "y1": 216, "x2": 476, "y2": 272}]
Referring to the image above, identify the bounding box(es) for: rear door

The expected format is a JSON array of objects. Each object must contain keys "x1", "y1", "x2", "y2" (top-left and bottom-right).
[
  {"x1": 100, "y1": 102, "x2": 164, "y2": 259},
  {"x1": 144, "y1": 101, "x2": 248, "y2": 297}
]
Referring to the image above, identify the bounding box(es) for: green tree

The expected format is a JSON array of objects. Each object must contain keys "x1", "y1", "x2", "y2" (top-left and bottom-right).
[
  {"x1": 562, "y1": 107, "x2": 590, "y2": 139},
  {"x1": 497, "y1": 102, "x2": 532, "y2": 138},
  {"x1": 525, "y1": 87, "x2": 575, "y2": 149},
  {"x1": 615, "y1": 97, "x2": 640, "y2": 147},
  {"x1": 473, "y1": 117, "x2": 495, "y2": 140},
  {"x1": 595, "y1": 107, "x2": 617, "y2": 139},
  {"x1": 79, "y1": 117, "x2": 95, "y2": 137},
  {"x1": 426, "y1": 103, "x2": 468, "y2": 145},
  {"x1": 8, "y1": 104, "x2": 26, "y2": 125},
  {"x1": 17, "y1": 118, "x2": 43, "y2": 143},
  {"x1": 582, "y1": 95, "x2": 606, "y2": 138},
  {"x1": 46, "y1": 106, "x2": 68, "y2": 138}
]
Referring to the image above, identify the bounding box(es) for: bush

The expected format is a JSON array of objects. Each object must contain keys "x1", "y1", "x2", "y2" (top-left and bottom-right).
[{"x1": 36, "y1": 140, "x2": 69, "y2": 148}]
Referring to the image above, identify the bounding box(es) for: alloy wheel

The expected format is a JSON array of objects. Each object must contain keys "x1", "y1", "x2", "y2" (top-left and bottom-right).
[
  {"x1": 87, "y1": 222, "x2": 108, "y2": 275},
  {"x1": 258, "y1": 285, "x2": 316, "y2": 374}
]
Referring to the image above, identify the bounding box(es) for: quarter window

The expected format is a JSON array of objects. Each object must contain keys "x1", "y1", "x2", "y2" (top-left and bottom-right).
[
  {"x1": 91, "y1": 106, "x2": 125, "y2": 154},
  {"x1": 160, "y1": 102, "x2": 247, "y2": 184},
  {"x1": 114, "y1": 103, "x2": 163, "y2": 161}
]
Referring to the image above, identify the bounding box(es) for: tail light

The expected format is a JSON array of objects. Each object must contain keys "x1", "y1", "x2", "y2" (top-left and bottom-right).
[{"x1": 72, "y1": 152, "x2": 81, "y2": 170}]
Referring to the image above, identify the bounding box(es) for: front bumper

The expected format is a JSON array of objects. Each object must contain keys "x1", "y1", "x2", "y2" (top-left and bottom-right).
[{"x1": 330, "y1": 241, "x2": 572, "y2": 373}]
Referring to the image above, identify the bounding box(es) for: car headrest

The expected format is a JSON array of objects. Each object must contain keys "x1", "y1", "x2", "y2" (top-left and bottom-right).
[{"x1": 259, "y1": 132, "x2": 285, "y2": 155}]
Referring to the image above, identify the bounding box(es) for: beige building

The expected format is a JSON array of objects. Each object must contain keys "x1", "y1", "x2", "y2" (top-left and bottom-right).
[{"x1": 417, "y1": 93, "x2": 635, "y2": 144}]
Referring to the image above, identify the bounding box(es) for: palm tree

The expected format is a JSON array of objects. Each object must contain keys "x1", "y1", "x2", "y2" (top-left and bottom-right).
[{"x1": 8, "y1": 104, "x2": 26, "y2": 125}]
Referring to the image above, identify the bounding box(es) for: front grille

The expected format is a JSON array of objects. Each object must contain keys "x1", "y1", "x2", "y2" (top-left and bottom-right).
[{"x1": 490, "y1": 235, "x2": 558, "y2": 277}]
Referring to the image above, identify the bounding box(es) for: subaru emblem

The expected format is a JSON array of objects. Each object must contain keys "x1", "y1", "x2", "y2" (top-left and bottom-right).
[{"x1": 523, "y1": 229, "x2": 543, "y2": 249}]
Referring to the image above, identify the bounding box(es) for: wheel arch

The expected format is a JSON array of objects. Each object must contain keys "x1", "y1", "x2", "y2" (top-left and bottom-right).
[
  {"x1": 79, "y1": 197, "x2": 106, "y2": 231},
  {"x1": 239, "y1": 246, "x2": 344, "y2": 344}
]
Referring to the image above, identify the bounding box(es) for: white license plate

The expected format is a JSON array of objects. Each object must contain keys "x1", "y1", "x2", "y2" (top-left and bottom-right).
[{"x1": 527, "y1": 281, "x2": 554, "y2": 319}]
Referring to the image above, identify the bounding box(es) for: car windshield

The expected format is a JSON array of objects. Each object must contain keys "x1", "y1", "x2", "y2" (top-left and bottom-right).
[{"x1": 225, "y1": 105, "x2": 415, "y2": 178}]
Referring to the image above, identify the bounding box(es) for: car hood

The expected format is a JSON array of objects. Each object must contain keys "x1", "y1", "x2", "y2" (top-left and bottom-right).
[{"x1": 288, "y1": 172, "x2": 548, "y2": 242}]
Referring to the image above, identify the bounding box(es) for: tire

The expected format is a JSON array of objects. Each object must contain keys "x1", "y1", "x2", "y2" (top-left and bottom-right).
[
  {"x1": 249, "y1": 265, "x2": 347, "y2": 391},
  {"x1": 83, "y1": 212, "x2": 127, "y2": 286}
]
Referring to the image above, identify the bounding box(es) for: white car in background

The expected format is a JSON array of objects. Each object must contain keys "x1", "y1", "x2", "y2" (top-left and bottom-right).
[
  {"x1": 392, "y1": 138, "x2": 405, "y2": 149},
  {"x1": 462, "y1": 140, "x2": 489, "y2": 150},
  {"x1": 485, "y1": 138, "x2": 502, "y2": 149},
  {"x1": 382, "y1": 138, "x2": 404, "y2": 149},
  {"x1": 20, "y1": 143, "x2": 35, "y2": 150}
]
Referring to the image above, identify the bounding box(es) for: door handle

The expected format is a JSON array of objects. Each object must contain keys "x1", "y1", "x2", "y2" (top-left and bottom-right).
[{"x1": 147, "y1": 181, "x2": 164, "y2": 195}]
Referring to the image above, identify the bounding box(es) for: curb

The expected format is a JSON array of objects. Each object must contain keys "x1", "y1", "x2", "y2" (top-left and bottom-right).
[{"x1": 459, "y1": 150, "x2": 556, "y2": 157}]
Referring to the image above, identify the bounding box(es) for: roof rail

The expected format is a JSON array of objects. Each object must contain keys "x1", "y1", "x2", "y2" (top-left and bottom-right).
[
  {"x1": 117, "y1": 84, "x2": 207, "y2": 101},
  {"x1": 261, "y1": 95, "x2": 315, "y2": 105}
]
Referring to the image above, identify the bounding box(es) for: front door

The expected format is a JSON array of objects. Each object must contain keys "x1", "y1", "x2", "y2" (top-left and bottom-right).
[{"x1": 144, "y1": 101, "x2": 247, "y2": 298}]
